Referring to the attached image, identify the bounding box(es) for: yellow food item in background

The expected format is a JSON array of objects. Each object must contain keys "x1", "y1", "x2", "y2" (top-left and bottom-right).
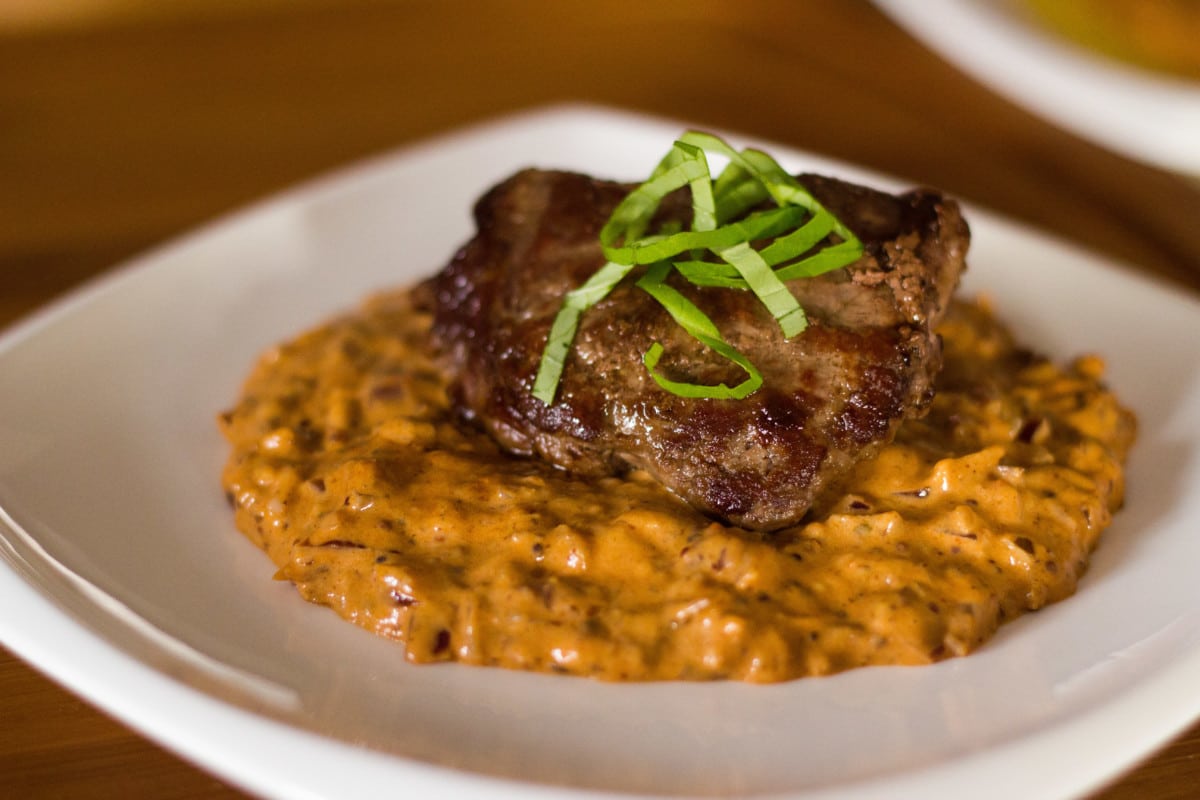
[{"x1": 1018, "y1": 0, "x2": 1200, "y2": 80}]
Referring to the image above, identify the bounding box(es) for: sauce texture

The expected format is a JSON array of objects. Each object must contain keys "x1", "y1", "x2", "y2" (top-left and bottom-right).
[{"x1": 219, "y1": 291, "x2": 1135, "y2": 682}]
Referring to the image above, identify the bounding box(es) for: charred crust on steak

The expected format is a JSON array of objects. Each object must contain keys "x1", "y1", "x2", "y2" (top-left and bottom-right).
[{"x1": 417, "y1": 168, "x2": 969, "y2": 530}]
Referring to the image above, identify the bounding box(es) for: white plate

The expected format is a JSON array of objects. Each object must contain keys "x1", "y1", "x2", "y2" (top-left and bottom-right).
[
  {"x1": 874, "y1": 0, "x2": 1200, "y2": 174},
  {"x1": 2, "y1": 105, "x2": 1199, "y2": 800}
]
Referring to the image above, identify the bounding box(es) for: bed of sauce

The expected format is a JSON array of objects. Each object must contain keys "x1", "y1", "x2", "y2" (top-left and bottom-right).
[{"x1": 219, "y1": 291, "x2": 1135, "y2": 682}]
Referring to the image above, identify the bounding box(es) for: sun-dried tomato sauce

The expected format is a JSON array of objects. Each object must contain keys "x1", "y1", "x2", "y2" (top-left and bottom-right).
[{"x1": 219, "y1": 291, "x2": 1134, "y2": 682}]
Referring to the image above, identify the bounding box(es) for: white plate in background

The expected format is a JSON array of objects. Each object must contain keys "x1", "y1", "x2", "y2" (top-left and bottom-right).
[
  {"x1": 2, "y1": 105, "x2": 1199, "y2": 799},
  {"x1": 874, "y1": 0, "x2": 1200, "y2": 174}
]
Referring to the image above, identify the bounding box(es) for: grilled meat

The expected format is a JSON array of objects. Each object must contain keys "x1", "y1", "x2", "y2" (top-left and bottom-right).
[{"x1": 418, "y1": 168, "x2": 969, "y2": 530}]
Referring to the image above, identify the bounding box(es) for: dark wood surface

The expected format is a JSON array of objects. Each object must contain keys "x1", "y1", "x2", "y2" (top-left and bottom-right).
[{"x1": 2, "y1": 2, "x2": 1199, "y2": 797}]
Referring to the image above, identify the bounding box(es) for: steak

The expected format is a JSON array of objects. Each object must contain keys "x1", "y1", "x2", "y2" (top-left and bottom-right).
[{"x1": 417, "y1": 168, "x2": 969, "y2": 530}]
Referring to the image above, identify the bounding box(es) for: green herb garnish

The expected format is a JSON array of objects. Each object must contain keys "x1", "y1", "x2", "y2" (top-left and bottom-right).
[{"x1": 531, "y1": 132, "x2": 863, "y2": 405}]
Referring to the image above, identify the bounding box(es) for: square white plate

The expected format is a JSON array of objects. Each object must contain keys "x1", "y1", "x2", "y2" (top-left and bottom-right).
[{"x1": 2, "y1": 105, "x2": 1199, "y2": 800}]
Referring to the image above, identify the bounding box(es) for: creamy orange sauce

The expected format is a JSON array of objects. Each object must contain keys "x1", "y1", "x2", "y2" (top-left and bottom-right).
[{"x1": 219, "y1": 291, "x2": 1135, "y2": 682}]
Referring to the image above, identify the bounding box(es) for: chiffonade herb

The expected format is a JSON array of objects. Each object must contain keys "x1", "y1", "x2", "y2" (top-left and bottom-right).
[{"x1": 531, "y1": 132, "x2": 863, "y2": 405}]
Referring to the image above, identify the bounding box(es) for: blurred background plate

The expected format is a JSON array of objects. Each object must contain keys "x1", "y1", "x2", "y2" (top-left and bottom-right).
[{"x1": 874, "y1": 0, "x2": 1200, "y2": 175}]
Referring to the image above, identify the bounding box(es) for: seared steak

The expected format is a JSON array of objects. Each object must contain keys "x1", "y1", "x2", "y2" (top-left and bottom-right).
[{"x1": 418, "y1": 168, "x2": 969, "y2": 530}]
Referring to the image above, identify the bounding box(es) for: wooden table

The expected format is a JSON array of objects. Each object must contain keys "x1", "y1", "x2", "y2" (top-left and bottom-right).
[{"x1": 2, "y1": 2, "x2": 1198, "y2": 797}]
